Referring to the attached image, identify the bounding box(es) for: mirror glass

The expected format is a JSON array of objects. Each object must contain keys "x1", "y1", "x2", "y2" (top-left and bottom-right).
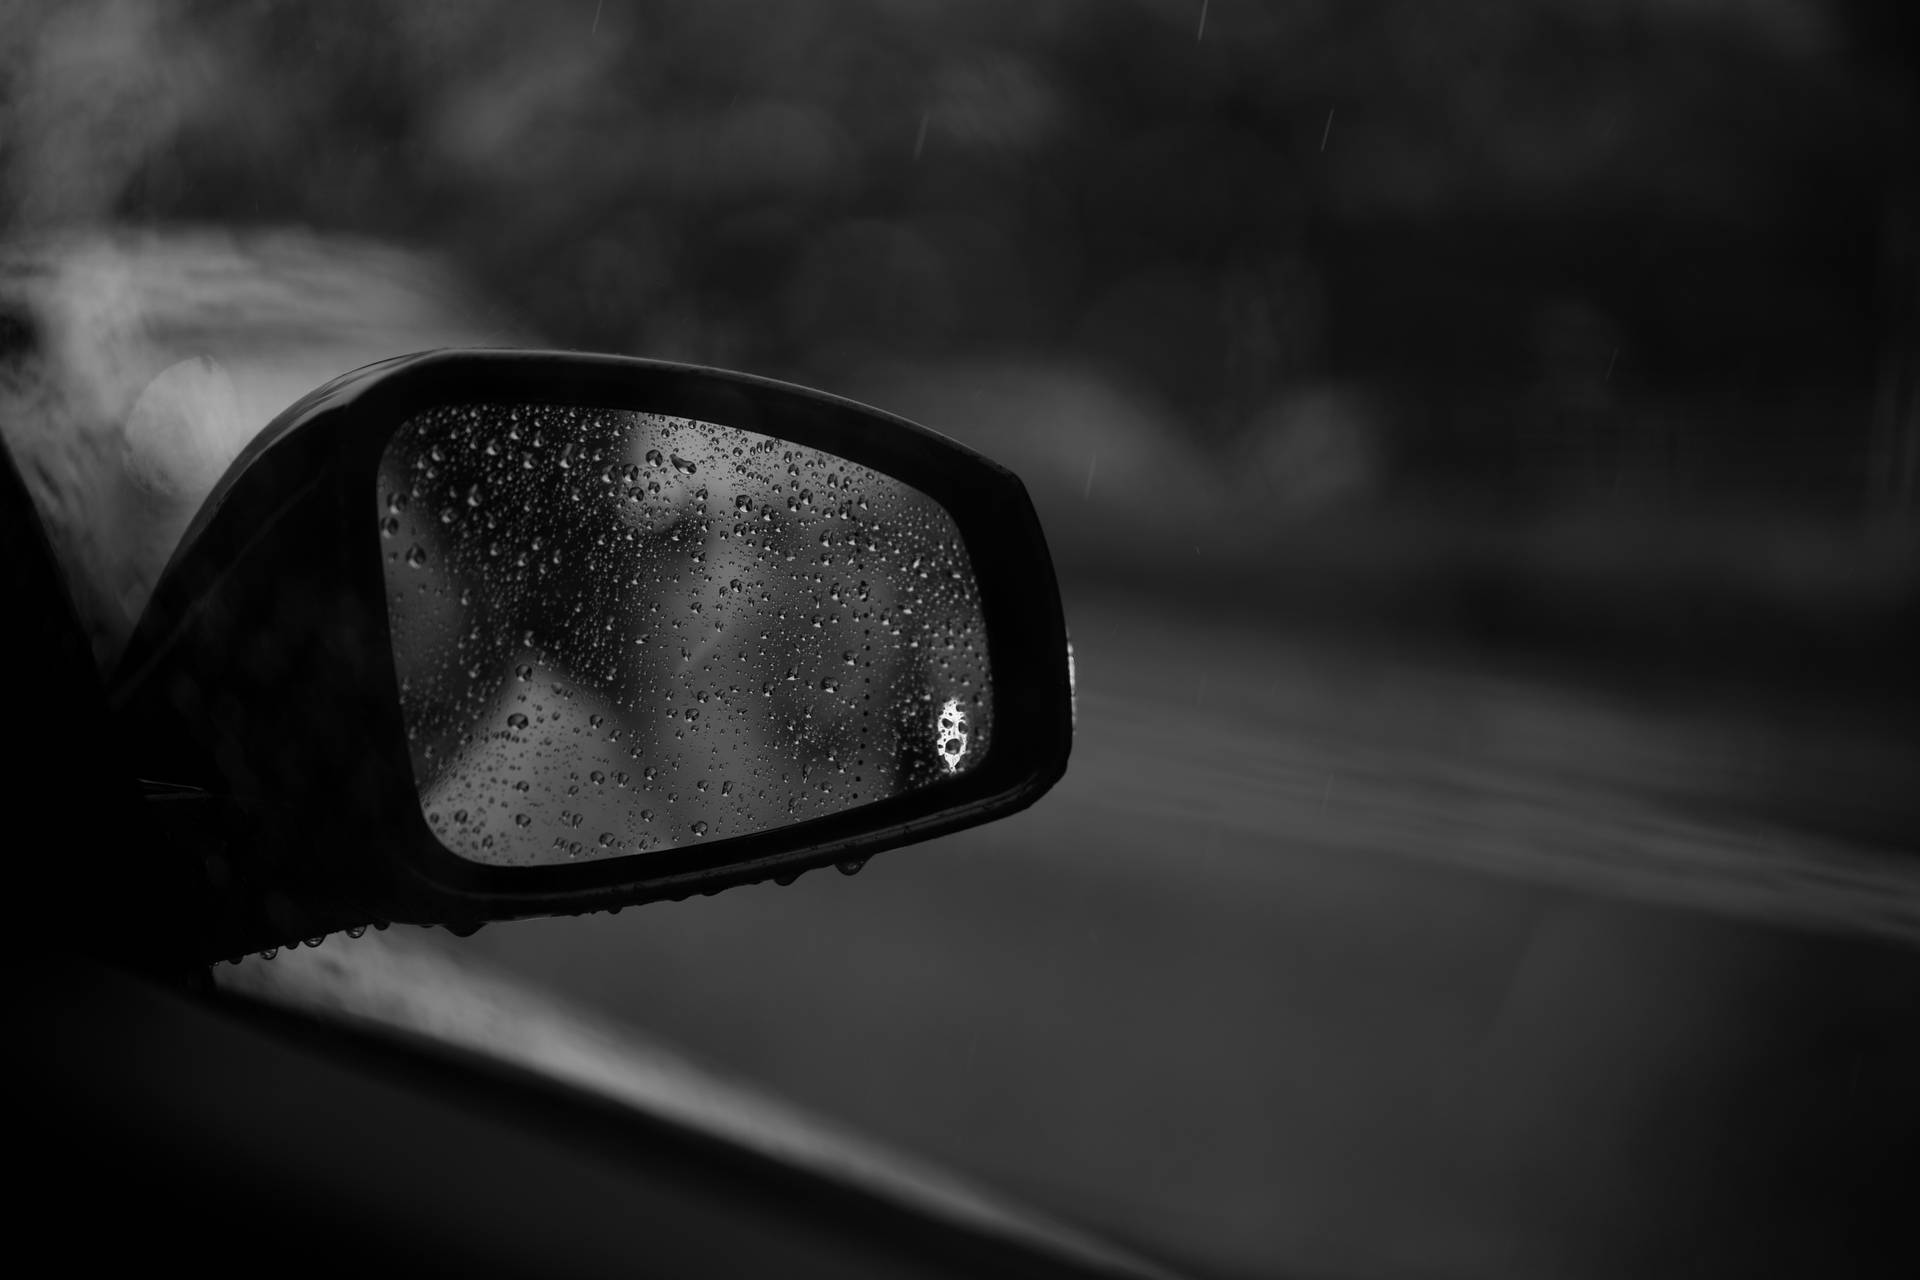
[{"x1": 377, "y1": 403, "x2": 991, "y2": 866}]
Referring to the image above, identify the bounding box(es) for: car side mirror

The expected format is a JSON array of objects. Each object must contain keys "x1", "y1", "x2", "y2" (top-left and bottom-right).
[{"x1": 110, "y1": 351, "x2": 1073, "y2": 963}]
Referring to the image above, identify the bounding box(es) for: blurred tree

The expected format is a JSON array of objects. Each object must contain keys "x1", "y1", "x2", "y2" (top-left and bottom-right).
[{"x1": 2, "y1": 0, "x2": 1910, "y2": 515}]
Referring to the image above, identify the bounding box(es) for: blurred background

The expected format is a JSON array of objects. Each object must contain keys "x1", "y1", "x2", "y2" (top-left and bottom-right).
[{"x1": 5, "y1": 1, "x2": 1919, "y2": 1277}]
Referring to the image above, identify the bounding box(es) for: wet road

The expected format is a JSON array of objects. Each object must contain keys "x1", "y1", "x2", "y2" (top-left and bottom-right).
[{"x1": 456, "y1": 593, "x2": 1920, "y2": 1278}]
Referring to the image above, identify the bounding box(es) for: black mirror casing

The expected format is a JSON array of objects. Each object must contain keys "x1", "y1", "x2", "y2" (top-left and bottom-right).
[{"x1": 110, "y1": 351, "x2": 1073, "y2": 961}]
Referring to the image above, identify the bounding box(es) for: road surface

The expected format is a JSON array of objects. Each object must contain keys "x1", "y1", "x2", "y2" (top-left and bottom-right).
[{"x1": 422, "y1": 591, "x2": 1920, "y2": 1278}]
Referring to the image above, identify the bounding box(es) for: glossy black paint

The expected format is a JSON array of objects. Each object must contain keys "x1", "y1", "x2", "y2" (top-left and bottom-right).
[
  {"x1": 109, "y1": 350, "x2": 1074, "y2": 961},
  {"x1": 2, "y1": 439, "x2": 202, "y2": 978},
  {"x1": 20, "y1": 960, "x2": 1178, "y2": 1280}
]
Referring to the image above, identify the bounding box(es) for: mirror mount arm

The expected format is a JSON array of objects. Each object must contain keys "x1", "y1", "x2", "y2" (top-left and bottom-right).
[{"x1": 137, "y1": 787, "x2": 382, "y2": 965}]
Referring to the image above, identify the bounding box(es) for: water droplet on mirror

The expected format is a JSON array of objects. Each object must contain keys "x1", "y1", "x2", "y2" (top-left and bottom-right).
[
  {"x1": 514, "y1": 813, "x2": 532, "y2": 827},
  {"x1": 836, "y1": 859, "x2": 867, "y2": 876},
  {"x1": 383, "y1": 400, "x2": 993, "y2": 871},
  {"x1": 380, "y1": 515, "x2": 400, "y2": 538},
  {"x1": 691, "y1": 821, "x2": 709, "y2": 837},
  {"x1": 405, "y1": 544, "x2": 428, "y2": 568},
  {"x1": 506, "y1": 712, "x2": 530, "y2": 730}
]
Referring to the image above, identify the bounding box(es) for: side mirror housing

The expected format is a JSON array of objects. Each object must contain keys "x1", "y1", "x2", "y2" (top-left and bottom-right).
[{"x1": 111, "y1": 350, "x2": 1073, "y2": 962}]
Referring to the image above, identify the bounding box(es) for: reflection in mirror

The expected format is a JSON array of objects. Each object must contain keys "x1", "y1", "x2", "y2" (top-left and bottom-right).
[{"x1": 378, "y1": 404, "x2": 991, "y2": 867}]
